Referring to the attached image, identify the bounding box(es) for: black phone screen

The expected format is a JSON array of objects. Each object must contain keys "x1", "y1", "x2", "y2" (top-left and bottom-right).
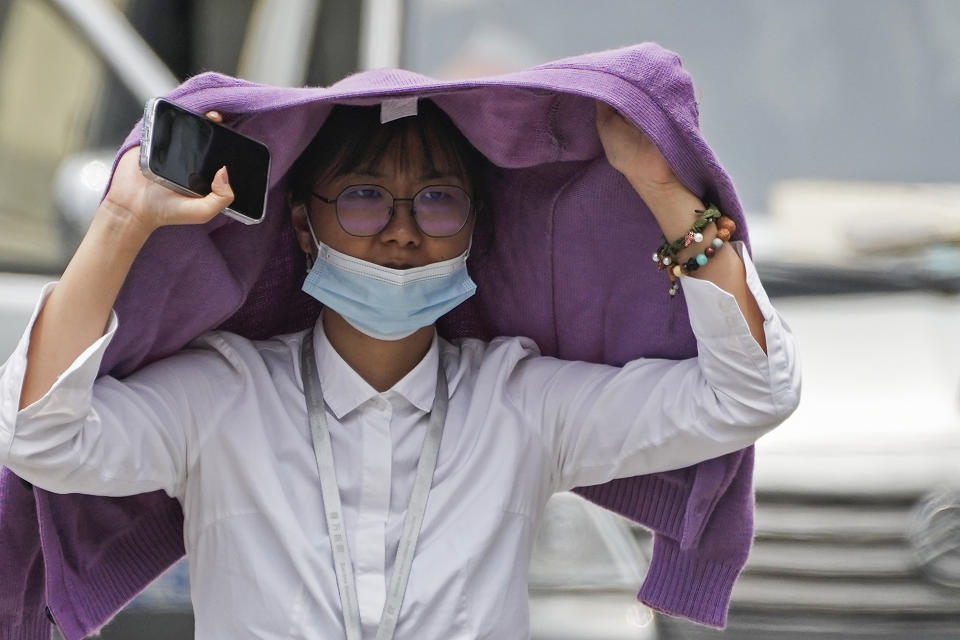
[{"x1": 148, "y1": 99, "x2": 270, "y2": 222}]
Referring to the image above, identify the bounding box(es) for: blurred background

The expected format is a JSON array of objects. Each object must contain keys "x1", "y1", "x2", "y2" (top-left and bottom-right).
[{"x1": 1, "y1": 1, "x2": 959, "y2": 638}]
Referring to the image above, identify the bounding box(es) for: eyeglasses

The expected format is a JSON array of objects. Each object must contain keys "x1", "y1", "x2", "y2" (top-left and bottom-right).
[{"x1": 311, "y1": 184, "x2": 473, "y2": 237}]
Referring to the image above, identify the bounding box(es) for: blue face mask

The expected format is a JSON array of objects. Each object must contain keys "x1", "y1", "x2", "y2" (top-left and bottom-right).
[{"x1": 302, "y1": 231, "x2": 477, "y2": 341}]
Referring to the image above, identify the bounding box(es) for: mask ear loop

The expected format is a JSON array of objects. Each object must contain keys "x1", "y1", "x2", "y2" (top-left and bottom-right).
[{"x1": 302, "y1": 204, "x2": 320, "y2": 274}]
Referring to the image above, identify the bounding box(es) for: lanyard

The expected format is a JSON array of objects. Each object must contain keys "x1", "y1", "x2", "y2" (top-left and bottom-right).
[{"x1": 300, "y1": 328, "x2": 448, "y2": 640}]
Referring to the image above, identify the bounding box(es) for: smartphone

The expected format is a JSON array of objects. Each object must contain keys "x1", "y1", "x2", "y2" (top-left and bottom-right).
[{"x1": 139, "y1": 98, "x2": 271, "y2": 224}]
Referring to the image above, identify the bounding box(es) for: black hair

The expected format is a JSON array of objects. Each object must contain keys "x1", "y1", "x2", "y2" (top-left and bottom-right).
[{"x1": 288, "y1": 99, "x2": 489, "y2": 212}]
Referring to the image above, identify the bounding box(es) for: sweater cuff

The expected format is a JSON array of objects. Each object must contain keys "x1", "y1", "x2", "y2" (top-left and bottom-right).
[
  {"x1": 39, "y1": 493, "x2": 185, "y2": 640},
  {"x1": 2, "y1": 617, "x2": 52, "y2": 640},
  {"x1": 637, "y1": 534, "x2": 741, "y2": 629}
]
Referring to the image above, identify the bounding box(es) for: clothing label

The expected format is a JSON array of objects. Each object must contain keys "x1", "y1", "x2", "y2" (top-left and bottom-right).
[{"x1": 380, "y1": 97, "x2": 419, "y2": 123}]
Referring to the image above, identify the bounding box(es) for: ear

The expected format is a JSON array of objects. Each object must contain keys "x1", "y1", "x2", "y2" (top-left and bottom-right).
[{"x1": 289, "y1": 195, "x2": 315, "y2": 255}]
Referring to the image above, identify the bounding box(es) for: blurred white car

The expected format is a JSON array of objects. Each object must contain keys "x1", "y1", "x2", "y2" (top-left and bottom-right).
[{"x1": 657, "y1": 181, "x2": 960, "y2": 639}]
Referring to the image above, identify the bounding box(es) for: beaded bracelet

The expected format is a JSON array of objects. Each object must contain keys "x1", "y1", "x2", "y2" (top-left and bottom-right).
[
  {"x1": 652, "y1": 208, "x2": 737, "y2": 297},
  {"x1": 654, "y1": 204, "x2": 722, "y2": 263}
]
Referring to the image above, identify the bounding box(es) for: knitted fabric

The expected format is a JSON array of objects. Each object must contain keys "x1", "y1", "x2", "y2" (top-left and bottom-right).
[{"x1": 0, "y1": 43, "x2": 755, "y2": 639}]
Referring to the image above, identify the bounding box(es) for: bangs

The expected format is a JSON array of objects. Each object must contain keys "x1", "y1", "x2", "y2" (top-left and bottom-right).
[
  {"x1": 290, "y1": 100, "x2": 487, "y2": 202},
  {"x1": 332, "y1": 117, "x2": 466, "y2": 183}
]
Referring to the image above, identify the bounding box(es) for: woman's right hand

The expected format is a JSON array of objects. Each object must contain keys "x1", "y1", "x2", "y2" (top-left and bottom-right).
[
  {"x1": 19, "y1": 113, "x2": 233, "y2": 409},
  {"x1": 100, "y1": 111, "x2": 235, "y2": 234}
]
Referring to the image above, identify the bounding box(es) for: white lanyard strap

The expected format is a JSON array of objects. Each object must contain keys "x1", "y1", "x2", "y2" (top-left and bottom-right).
[{"x1": 300, "y1": 328, "x2": 448, "y2": 640}]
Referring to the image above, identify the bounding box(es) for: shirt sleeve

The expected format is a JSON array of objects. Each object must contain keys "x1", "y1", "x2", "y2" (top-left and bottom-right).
[
  {"x1": 0, "y1": 283, "x2": 231, "y2": 499},
  {"x1": 506, "y1": 242, "x2": 801, "y2": 493}
]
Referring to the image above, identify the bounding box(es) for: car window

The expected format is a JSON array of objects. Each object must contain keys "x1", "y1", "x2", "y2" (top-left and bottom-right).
[
  {"x1": 0, "y1": 0, "x2": 360, "y2": 276},
  {"x1": 0, "y1": 0, "x2": 126, "y2": 273}
]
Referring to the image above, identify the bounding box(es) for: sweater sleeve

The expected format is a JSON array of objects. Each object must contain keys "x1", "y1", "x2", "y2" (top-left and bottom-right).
[{"x1": 506, "y1": 242, "x2": 800, "y2": 493}]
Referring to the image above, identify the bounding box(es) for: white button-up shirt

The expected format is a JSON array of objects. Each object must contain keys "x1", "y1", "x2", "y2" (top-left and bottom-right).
[{"x1": 0, "y1": 244, "x2": 799, "y2": 639}]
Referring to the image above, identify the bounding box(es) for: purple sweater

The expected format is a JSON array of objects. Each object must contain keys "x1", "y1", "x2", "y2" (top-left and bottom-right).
[{"x1": 0, "y1": 43, "x2": 756, "y2": 638}]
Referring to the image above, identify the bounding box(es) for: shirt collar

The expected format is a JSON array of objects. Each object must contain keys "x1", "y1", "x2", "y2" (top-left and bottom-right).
[
  {"x1": 391, "y1": 332, "x2": 440, "y2": 414},
  {"x1": 312, "y1": 315, "x2": 440, "y2": 419}
]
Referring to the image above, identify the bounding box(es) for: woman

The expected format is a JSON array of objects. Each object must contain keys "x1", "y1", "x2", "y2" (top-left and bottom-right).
[{"x1": 1, "y1": 48, "x2": 799, "y2": 639}]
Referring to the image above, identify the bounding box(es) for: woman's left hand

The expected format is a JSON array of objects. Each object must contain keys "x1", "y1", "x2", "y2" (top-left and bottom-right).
[
  {"x1": 595, "y1": 106, "x2": 765, "y2": 351},
  {"x1": 595, "y1": 101, "x2": 684, "y2": 195}
]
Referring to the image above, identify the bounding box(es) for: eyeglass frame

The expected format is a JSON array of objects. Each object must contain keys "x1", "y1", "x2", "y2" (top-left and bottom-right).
[{"x1": 310, "y1": 183, "x2": 475, "y2": 238}]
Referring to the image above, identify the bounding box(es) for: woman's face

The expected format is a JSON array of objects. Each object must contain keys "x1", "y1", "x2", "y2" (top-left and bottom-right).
[{"x1": 293, "y1": 133, "x2": 475, "y2": 269}]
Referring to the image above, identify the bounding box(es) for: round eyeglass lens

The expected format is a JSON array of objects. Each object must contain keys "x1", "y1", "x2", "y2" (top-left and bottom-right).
[
  {"x1": 413, "y1": 186, "x2": 471, "y2": 237},
  {"x1": 336, "y1": 185, "x2": 393, "y2": 236}
]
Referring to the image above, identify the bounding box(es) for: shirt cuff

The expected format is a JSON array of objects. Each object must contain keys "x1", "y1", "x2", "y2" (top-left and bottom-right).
[
  {"x1": 0, "y1": 282, "x2": 120, "y2": 450},
  {"x1": 679, "y1": 241, "x2": 800, "y2": 414},
  {"x1": 679, "y1": 240, "x2": 774, "y2": 341}
]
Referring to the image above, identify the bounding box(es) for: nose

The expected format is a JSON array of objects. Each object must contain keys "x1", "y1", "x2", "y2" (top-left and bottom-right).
[{"x1": 378, "y1": 198, "x2": 422, "y2": 246}]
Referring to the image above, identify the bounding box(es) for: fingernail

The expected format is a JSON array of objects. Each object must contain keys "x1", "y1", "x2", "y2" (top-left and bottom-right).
[{"x1": 216, "y1": 166, "x2": 229, "y2": 186}]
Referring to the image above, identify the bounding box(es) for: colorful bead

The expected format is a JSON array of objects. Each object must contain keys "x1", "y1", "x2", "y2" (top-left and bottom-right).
[
  {"x1": 652, "y1": 252, "x2": 660, "y2": 262},
  {"x1": 705, "y1": 247, "x2": 715, "y2": 257},
  {"x1": 662, "y1": 256, "x2": 672, "y2": 266},
  {"x1": 693, "y1": 232, "x2": 704, "y2": 243},
  {"x1": 671, "y1": 264, "x2": 683, "y2": 278},
  {"x1": 685, "y1": 258, "x2": 699, "y2": 271},
  {"x1": 684, "y1": 234, "x2": 694, "y2": 247},
  {"x1": 711, "y1": 237, "x2": 723, "y2": 250},
  {"x1": 717, "y1": 217, "x2": 737, "y2": 232},
  {"x1": 696, "y1": 253, "x2": 708, "y2": 266},
  {"x1": 717, "y1": 228, "x2": 731, "y2": 241}
]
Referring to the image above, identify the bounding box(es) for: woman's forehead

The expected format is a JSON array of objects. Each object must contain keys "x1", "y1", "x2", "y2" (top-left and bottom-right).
[{"x1": 324, "y1": 128, "x2": 466, "y2": 183}]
